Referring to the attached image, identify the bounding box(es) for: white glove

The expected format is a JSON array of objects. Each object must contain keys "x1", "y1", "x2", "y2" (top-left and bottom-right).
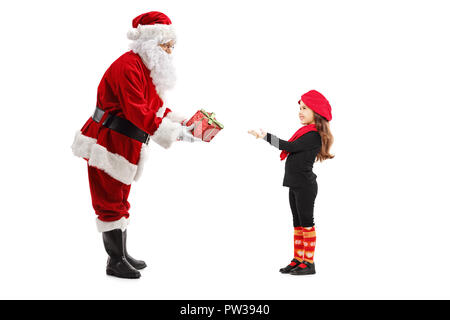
[{"x1": 177, "y1": 124, "x2": 202, "y2": 143}]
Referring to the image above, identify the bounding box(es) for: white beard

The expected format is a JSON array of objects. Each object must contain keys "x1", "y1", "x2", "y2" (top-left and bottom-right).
[{"x1": 129, "y1": 39, "x2": 176, "y2": 98}]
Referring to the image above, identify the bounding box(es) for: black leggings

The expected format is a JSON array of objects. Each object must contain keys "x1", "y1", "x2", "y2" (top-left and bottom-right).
[{"x1": 288, "y1": 182, "x2": 318, "y2": 228}]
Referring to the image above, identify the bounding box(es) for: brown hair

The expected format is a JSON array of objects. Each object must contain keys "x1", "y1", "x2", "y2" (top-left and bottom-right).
[{"x1": 313, "y1": 112, "x2": 335, "y2": 162}]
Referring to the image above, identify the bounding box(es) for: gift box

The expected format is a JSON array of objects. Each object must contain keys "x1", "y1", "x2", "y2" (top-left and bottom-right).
[{"x1": 185, "y1": 109, "x2": 224, "y2": 142}]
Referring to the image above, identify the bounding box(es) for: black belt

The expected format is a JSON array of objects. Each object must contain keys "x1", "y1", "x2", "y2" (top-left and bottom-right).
[{"x1": 92, "y1": 107, "x2": 150, "y2": 144}]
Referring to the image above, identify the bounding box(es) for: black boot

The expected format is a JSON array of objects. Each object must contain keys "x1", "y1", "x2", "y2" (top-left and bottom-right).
[
  {"x1": 290, "y1": 261, "x2": 316, "y2": 275},
  {"x1": 279, "y1": 259, "x2": 302, "y2": 274},
  {"x1": 122, "y1": 230, "x2": 147, "y2": 270},
  {"x1": 102, "y1": 229, "x2": 141, "y2": 279}
]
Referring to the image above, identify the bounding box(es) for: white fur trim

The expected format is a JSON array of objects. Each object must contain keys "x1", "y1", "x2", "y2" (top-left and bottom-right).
[
  {"x1": 127, "y1": 28, "x2": 140, "y2": 41},
  {"x1": 150, "y1": 117, "x2": 181, "y2": 149},
  {"x1": 156, "y1": 106, "x2": 167, "y2": 118},
  {"x1": 72, "y1": 131, "x2": 145, "y2": 184},
  {"x1": 134, "y1": 143, "x2": 149, "y2": 181},
  {"x1": 88, "y1": 144, "x2": 137, "y2": 185},
  {"x1": 127, "y1": 24, "x2": 176, "y2": 43},
  {"x1": 96, "y1": 217, "x2": 129, "y2": 233},
  {"x1": 166, "y1": 111, "x2": 187, "y2": 124},
  {"x1": 71, "y1": 131, "x2": 96, "y2": 159}
]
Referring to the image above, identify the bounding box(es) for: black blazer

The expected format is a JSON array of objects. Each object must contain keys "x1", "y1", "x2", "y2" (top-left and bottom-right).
[{"x1": 264, "y1": 131, "x2": 322, "y2": 188}]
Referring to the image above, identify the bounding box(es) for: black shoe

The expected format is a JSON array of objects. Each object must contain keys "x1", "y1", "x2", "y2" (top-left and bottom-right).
[
  {"x1": 122, "y1": 230, "x2": 147, "y2": 270},
  {"x1": 290, "y1": 261, "x2": 316, "y2": 275},
  {"x1": 103, "y1": 229, "x2": 141, "y2": 279},
  {"x1": 279, "y1": 259, "x2": 302, "y2": 274}
]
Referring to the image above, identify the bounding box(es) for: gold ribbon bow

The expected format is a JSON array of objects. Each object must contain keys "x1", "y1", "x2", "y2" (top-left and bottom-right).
[{"x1": 200, "y1": 109, "x2": 224, "y2": 129}]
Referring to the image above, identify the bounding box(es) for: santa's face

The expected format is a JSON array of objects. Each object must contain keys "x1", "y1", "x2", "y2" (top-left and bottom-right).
[
  {"x1": 159, "y1": 40, "x2": 175, "y2": 54},
  {"x1": 299, "y1": 101, "x2": 315, "y2": 125},
  {"x1": 129, "y1": 38, "x2": 177, "y2": 97}
]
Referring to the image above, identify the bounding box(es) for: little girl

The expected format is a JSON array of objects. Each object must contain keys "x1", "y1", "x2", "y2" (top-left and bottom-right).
[{"x1": 248, "y1": 90, "x2": 334, "y2": 275}]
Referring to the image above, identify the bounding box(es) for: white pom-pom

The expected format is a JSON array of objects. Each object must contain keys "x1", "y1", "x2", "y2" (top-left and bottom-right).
[{"x1": 127, "y1": 28, "x2": 140, "y2": 40}]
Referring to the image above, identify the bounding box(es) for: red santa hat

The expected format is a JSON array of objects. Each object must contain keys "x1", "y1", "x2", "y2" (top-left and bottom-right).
[
  {"x1": 127, "y1": 11, "x2": 176, "y2": 43},
  {"x1": 299, "y1": 90, "x2": 332, "y2": 121}
]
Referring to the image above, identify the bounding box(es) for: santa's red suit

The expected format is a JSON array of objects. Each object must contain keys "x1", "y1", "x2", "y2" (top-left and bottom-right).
[{"x1": 71, "y1": 12, "x2": 187, "y2": 233}]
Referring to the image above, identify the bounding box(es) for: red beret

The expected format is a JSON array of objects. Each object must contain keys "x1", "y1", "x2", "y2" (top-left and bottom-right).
[{"x1": 299, "y1": 90, "x2": 332, "y2": 121}]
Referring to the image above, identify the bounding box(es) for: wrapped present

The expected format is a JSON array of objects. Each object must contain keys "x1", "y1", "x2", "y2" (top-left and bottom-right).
[{"x1": 185, "y1": 109, "x2": 224, "y2": 142}]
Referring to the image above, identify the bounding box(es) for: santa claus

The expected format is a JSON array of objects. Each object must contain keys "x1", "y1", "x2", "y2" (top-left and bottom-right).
[{"x1": 71, "y1": 11, "x2": 200, "y2": 279}]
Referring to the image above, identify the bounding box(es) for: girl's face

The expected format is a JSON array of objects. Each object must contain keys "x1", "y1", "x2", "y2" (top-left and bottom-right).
[{"x1": 299, "y1": 100, "x2": 315, "y2": 125}]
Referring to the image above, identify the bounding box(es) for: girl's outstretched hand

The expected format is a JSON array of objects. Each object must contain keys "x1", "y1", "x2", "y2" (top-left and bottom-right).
[{"x1": 248, "y1": 129, "x2": 267, "y2": 139}]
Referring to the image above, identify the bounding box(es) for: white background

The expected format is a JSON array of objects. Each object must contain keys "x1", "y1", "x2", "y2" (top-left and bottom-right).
[{"x1": 0, "y1": 0, "x2": 449, "y2": 299}]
